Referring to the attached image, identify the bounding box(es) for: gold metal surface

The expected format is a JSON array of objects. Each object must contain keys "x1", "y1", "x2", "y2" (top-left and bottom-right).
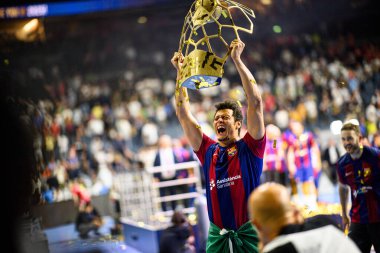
[{"x1": 177, "y1": 0, "x2": 255, "y2": 89}]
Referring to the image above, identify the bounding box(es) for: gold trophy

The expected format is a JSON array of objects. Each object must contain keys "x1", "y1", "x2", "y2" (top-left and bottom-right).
[{"x1": 178, "y1": 0, "x2": 255, "y2": 90}]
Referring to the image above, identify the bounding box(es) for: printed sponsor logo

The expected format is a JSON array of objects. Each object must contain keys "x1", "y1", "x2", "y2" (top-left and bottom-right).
[
  {"x1": 353, "y1": 186, "x2": 373, "y2": 198},
  {"x1": 216, "y1": 175, "x2": 241, "y2": 189}
]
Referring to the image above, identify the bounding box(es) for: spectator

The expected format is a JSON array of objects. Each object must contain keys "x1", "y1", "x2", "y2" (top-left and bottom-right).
[
  {"x1": 153, "y1": 134, "x2": 182, "y2": 211},
  {"x1": 75, "y1": 202, "x2": 103, "y2": 239},
  {"x1": 248, "y1": 182, "x2": 360, "y2": 253},
  {"x1": 159, "y1": 211, "x2": 195, "y2": 253},
  {"x1": 322, "y1": 138, "x2": 342, "y2": 185},
  {"x1": 70, "y1": 178, "x2": 91, "y2": 207}
]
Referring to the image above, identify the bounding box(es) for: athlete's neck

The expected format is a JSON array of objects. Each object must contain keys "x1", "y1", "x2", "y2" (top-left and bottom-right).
[
  {"x1": 350, "y1": 146, "x2": 363, "y2": 160},
  {"x1": 218, "y1": 137, "x2": 240, "y2": 147}
]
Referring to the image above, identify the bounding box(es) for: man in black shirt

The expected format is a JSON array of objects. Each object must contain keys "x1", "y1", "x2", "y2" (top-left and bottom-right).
[
  {"x1": 159, "y1": 211, "x2": 195, "y2": 253},
  {"x1": 75, "y1": 202, "x2": 103, "y2": 239}
]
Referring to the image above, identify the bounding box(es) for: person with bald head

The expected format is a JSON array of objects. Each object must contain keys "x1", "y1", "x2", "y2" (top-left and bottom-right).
[{"x1": 248, "y1": 182, "x2": 360, "y2": 253}]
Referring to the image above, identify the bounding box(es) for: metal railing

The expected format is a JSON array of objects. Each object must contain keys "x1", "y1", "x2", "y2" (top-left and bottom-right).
[{"x1": 116, "y1": 161, "x2": 203, "y2": 228}]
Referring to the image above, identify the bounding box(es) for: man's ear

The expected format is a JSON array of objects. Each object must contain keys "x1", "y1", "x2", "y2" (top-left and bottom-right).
[
  {"x1": 235, "y1": 121, "x2": 242, "y2": 130},
  {"x1": 291, "y1": 206, "x2": 304, "y2": 224},
  {"x1": 252, "y1": 219, "x2": 261, "y2": 230}
]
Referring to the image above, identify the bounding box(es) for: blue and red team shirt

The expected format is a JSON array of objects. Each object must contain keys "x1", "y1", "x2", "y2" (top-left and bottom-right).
[
  {"x1": 286, "y1": 131, "x2": 316, "y2": 170},
  {"x1": 264, "y1": 139, "x2": 287, "y2": 173},
  {"x1": 195, "y1": 132, "x2": 266, "y2": 230},
  {"x1": 281, "y1": 129, "x2": 294, "y2": 151},
  {"x1": 337, "y1": 146, "x2": 380, "y2": 223}
]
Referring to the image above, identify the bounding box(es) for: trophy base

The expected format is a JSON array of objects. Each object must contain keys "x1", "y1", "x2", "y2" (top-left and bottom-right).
[{"x1": 181, "y1": 75, "x2": 221, "y2": 90}]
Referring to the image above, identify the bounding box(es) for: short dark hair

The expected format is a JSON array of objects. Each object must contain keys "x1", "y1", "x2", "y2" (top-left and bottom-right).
[
  {"x1": 214, "y1": 100, "x2": 243, "y2": 134},
  {"x1": 171, "y1": 211, "x2": 187, "y2": 226}
]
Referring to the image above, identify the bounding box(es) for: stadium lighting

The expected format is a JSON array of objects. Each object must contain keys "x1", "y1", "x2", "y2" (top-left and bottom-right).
[
  {"x1": 137, "y1": 16, "x2": 147, "y2": 24},
  {"x1": 330, "y1": 120, "x2": 343, "y2": 135},
  {"x1": 261, "y1": 0, "x2": 272, "y2": 5},
  {"x1": 23, "y1": 18, "x2": 39, "y2": 33},
  {"x1": 273, "y1": 25, "x2": 282, "y2": 33}
]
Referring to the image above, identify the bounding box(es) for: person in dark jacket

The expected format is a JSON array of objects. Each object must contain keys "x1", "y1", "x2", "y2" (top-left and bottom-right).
[
  {"x1": 322, "y1": 138, "x2": 342, "y2": 185},
  {"x1": 159, "y1": 211, "x2": 195, "y2": 253},
  {"x1": 75, "y1": 202, "x2": 103, "y2": 239},
  {"x1": 153, "y1": 134, "x2": 181, "y2": 211}
]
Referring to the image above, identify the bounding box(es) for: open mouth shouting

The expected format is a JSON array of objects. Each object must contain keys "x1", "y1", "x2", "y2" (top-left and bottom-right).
[
  {"x1": 217, "y1": 126, "x2": 226, "y2": 134},
  {"x1": 216, "y1": 125, "x2": 230, "y2": 142}
]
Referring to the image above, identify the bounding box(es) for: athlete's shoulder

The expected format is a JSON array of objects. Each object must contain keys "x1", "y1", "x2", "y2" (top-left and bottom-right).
[
  {"x1": 200, "y1": 134, "x2": 217, "y2": 150},
  {"x1": 363, "y1": 145, "x2": 380, "y2": 157},
  {"x1": 337, "y1": 153, "x2": 350, "y2": 167}
]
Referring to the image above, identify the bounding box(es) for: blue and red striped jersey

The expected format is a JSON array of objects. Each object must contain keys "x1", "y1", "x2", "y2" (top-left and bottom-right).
[
  {"x1": 195, "y1": 132, "x2": 266, "y2": 230},
  {"x1": 337, "y1": 146, "x2": 380, "y2": 223},
  {"x1": 286, "y1": 131, "x2": 316, "y2": 170},
  {"x1": 264, "y1": 139, "x2": 287, "y2": 173}
]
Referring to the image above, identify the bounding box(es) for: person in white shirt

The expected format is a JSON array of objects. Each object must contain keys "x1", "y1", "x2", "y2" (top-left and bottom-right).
[
  {"x1": 153, "y1": 134, "x2": 180, "y2": 211},
  {"x1": 248, "y1": 182, "x2": 360, "y2": 253}
]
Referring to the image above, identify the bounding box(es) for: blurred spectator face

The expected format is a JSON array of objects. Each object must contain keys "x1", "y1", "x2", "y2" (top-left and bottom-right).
[
  {"x1": 327, "y1": 138, "x2": 336, "y2": 147},
  {"x1": 142, "y1": 122, "x2": 158, "y2": 146},
  {"x1": 158, "y1": 135, "x2": 172, "y2": 149},
  {"x1": 68, "y1": 146, "x2": 77, "y2": 158},
  {"x1": 274, "y1": 109, "x2": 289, "y2": 129},
  {"x1": 172, "y1": 138, "x2": 182, "y2": 149}
]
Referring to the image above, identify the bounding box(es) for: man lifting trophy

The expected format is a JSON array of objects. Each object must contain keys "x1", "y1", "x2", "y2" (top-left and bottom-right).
[
  {"x1": 177, "y1": 0, "x2": 255, "y2": 89},
  {"x1": 171, "y1": 1, "x2": 266, "y2": 252}
]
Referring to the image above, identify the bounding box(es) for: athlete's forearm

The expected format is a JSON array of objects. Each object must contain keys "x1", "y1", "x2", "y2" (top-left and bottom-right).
[
  {"x1": 338, "y1": 183, "x2": 349, "y2": 216},
  {"x1": 232, "y1": 58, "x2": 261, "y2": 107},
  {"x1": 174, "y1": 72, "x2": 202, "y2": 151},
  {"x1": 175, "y1": 75, "x2": 191, "y2": 119}
]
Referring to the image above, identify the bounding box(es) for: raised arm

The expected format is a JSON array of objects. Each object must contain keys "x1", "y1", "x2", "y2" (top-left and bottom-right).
[
  {"x1": 230, "y1": 40, "x2": 265, "y2": 140},
  {"x1": 171, "y1": 52, "x2": 203, "y2": 151}
]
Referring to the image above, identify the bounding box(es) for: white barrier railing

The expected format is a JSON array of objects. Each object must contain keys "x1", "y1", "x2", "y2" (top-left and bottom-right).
[{"x1": 116, "y1": 161, "x2": 203, "y2": 227}]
